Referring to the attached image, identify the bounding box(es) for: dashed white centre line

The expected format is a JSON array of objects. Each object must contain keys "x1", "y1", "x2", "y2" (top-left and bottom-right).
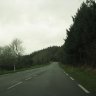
[
  {"x1": 8, "y1": 82, "x2": 23, "y2": 89},
  {"x1": 10, "y1": 80, "x2": 18, "y2": 84},
  {"x1": 25, "y1": 77, "x2": 32, "y2": 80},
  {"x1": 78, "y1": 84, "x2": 90, "y2": 94}
]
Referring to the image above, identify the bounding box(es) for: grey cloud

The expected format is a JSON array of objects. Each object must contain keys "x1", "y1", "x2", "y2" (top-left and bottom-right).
[{"x1": 0, "y1": 0, "x2": 84, "y2": 54}]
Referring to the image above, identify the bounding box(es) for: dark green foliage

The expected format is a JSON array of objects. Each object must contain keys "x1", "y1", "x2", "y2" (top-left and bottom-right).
[
  {"x1": 62, "y1": 0, "x2": 96, "y2": 67},
  {"x1": 0, "y1": 45, "x2": 60, "y2": 71},
  {"x1": 0, "y1": 52, "x2": 33, "y2": 70},
  {"x1": 17, "y1": 55, "x2": 33, "y2": 69},
  {"x1": 0, "y1": 39, "x2": 29, "y2": 70},
  {"x1": 30, "y1": 46, "x2": 60, "y2": 65}
]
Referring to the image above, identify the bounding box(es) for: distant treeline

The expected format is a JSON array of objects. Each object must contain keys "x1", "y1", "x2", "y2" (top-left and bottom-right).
[
  {"x1": 0, "y1": 0, "x2": 96, "y2": 71},
  {"x1": 0, "y1": 43, "x2": 60, "y2": 70},
  {"x1": 30, "y1": 46, "x2": 60, "y2": 64}
]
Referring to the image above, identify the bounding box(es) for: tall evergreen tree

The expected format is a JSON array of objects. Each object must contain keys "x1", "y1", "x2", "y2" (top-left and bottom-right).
[{"x1": 63, "y1": 0, "x2": 96, "y2": 67}]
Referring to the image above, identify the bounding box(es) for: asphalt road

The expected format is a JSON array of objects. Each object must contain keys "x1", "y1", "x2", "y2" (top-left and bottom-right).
[{"x1": 0, "y1": 62, "x2": 94, "y2": 96}]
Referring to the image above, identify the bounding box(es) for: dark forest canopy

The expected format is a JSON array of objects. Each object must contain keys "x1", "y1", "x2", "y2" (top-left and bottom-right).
[
  {"x1": 62, "y1": 0, "x2": 96, "y2": 67},
  {"x1": 30, "y1": 46, "x2": 60, "y2": 65}
]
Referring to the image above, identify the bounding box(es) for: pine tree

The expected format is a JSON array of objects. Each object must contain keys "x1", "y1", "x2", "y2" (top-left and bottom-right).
[{"x1": 63, "y1": 0, "x2": 96, "y2": 67}]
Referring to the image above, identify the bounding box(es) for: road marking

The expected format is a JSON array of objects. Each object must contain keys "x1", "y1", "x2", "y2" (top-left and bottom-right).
[
  {"x1": 66, "y1": 73, "x2": 69, "y2": 76},
  {"x1": 64, "y1": 72, "x2": 66, "y2": 74},
  {"x1": 70, "y1": 77, "x2": 74, "y2": 80},
  {"x1": 64, "y1": 72, "x2": 69, "y2": 76},
  {"x1": 78, "y1": 84, "x2": 90, "y2": 94},
  {"x1": 8, "y1": 82, "x2": 23, "y2": 89},
  {"x1": 25, "y1": 77, "x2": 32, "y2": 80},
  {"x1": 10, "y1": 80, "x2": 18, "y2": 83}
]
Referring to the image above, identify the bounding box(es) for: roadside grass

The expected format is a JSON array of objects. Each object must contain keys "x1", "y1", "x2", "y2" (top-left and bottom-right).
[
  {"x1": 0, "y1": 63, "x2": 49, "y2": 75},
  {"x1": 60, "y1": 63, "x2": 96, "y2": 95}
]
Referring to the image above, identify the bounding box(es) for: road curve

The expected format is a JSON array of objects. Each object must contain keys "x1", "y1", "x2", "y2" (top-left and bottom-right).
[{"x1": 0, "y1": 62, "x2": 93, "y2": 96}]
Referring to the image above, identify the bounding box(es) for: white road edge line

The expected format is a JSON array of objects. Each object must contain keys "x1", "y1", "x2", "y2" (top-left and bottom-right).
[
  {"x1": 64, "y1": 72, "x2": 66, "y2": 74},
  {"x1": 64, "y1": 72, "x2": 69, "y2": 76},
  {"x1": 25, "y1": 77, "x2": 32, "y2": 80},
  {"x1": 8, "y1": 82, "x2": 23, "y2": 89},
  {"x1": 66, "y1": 73, "x2": 69, "y2": 76},
  {"x1": 78, "y1": 84, "x2": 90, "y2": 94},
  {"x1": 70, "y1": 77, "x2": 74, "y2": 80}
]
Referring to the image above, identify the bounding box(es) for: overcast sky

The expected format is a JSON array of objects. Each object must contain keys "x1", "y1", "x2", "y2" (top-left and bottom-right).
[{"x1": 0, "y1": 0, "x2": 85, "y2": 54}]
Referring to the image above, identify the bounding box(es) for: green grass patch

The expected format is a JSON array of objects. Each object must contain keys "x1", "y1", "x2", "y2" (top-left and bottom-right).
[{"x1": 60, "y1": 64, "x2": 96, "y2": 95}]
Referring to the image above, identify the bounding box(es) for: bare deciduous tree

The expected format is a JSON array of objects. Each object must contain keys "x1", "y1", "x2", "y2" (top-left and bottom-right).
[
  {"x1": 10, "y1": 38, "x2": 24, "y2": 71},
  {"x1": 11, "y1": 38, "x2": 23, "y2": 57}
]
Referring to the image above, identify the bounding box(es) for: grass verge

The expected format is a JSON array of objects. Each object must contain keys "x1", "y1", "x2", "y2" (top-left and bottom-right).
[
  {"x1": 60, "y1": 63, "x2": 96, "y2": 95},
  {"x1": 0, "y1": 63, "x2": 49, "y2": 75}
]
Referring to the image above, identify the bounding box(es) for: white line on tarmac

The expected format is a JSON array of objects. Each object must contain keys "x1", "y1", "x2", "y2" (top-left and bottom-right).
[
  {"x1": 78, "y1": 84, "x2": 90, "y2": 94},
  {"x1": 25, "y1": 77, "x2": 32, "y2": 80},
  {"x1": 66, "y1": 73, "x2": 69, "y2": 76},
  {"x1": 64, "y1": 72, "x2": 69, "y2": 76},
  {"x1": 70, "y1": 77, "x2": 74, "y2": 80},
  {"x1": 8, "y1": 82, "x2": 23, "y2": 89},
  {"x1": 64, "y1": 72, "x2": 66, "y2": 74}
]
